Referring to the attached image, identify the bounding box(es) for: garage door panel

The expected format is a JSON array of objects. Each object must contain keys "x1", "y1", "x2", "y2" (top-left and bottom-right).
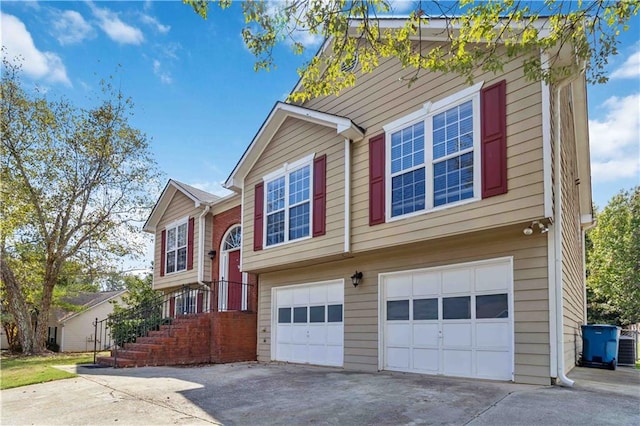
[
  {"x1": 326, "y1": 346, "x2": 343, "y2": 366},
  {"x1": 327, "y1": 283, "x2": 343, "y2": 303},
  {"x1": 293, "y1": 287, "x2": 310, "y2": 305},
  {"x1": 412, "y1": 323, "x2": 439, "y2": 346},
  {"x1": 413, "y1": 348, "x2": 439, "y2": 372},
  {"x1": 277, "y1": 289, "x2": 293, "y2": 307},
  {"x1": 442, "y1": 269, "x2": 472, "y2": 294},
  {"x1": 412, "y1": 272, "x2": 440, "y2": 296},
  {"x1": 326, "y1": 325, "x2": 343, "y2": 345},
  {"x1": 476, "y1": 322, "x2": 510, "y2": 348},
  {"x1": 277, "y1": 325, "x2": 292, "y2": 343},
  {"x1": 385, "y1": 275, "x2": 412, "y2": 298},
  {"x1": 477, "y1": 350, "x2": 511, "y2": 380},
  {"x1": 386, "y1": 323, "x2": 411, "y2": 346},
  {"x1": 442, "y1": 323, "x2": 472, "y2": 347},
  {"x1": 382, "y1": 259, "x2": 513, "y2": 381},
  {"x1": 475, "y1": 263, "x2": 510, "y2": 292},
  {"x1": 273, "y1": 280, "x2": 344, "y2": 367},
  {"x1": 308, "y1": 325, "x2": 326, "y2": 344},
  {"x1": 443, "y1": 349, "x2": 473, "y2": 376},
  {"x1": 309, "y1": 286, "x2": 327, "y2": 304},
  {"x1": 387, "y1": 347, "x2": 410, "y2": 369}
]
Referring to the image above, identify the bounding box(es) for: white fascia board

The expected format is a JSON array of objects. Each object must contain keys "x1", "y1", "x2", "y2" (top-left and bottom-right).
[
  {"x1": 225, "y1": 102, "x2": 363, "y2": 190},
  {"x1": 571, "y1": 78, "x2": 593, "y2": 220}
]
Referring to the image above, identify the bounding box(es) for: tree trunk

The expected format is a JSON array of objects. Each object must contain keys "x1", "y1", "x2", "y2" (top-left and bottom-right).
[
  {"x1": 35, "y1": 275, "x2": 56, "y2": 352},
  {"x1": 0, "y1": 255, "x2": 37, "y2": 354}
]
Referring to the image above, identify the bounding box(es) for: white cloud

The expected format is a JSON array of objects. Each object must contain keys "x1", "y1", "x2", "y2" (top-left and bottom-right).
[
  {"x1": 589, "y1": 93, "x2": 640, "y2": 182},
  {"x1": 140, "y1": 14, "x2": 170, "y2": 34},
  {"x1": 611, "y1": 46, "x2": 640, "y2": 79},
  {"x1": 152, "y1": 59, "x2": 172, "y2": 84},
  {"x1": 0, "y1": 13, "x2": 71, "y2": 86},
  {"x1": 389, "y1": 0, "x2": 417, "y2": 14},
  {"x1": 53, "y1": 10, "x2": 94, "y2": 45},
  {"x1": 88, "y1": 2, "x2": 144, "y2": 45}
]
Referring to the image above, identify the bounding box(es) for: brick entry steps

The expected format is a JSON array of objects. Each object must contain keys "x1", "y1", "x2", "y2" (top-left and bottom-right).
[{"x1": 97, "y1": 311, "x2": 257, "y2": 368}]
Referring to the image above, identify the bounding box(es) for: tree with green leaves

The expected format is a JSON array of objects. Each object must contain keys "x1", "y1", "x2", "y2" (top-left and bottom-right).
[
  {"x1": 587, "y1": 187, "x2": 640, "y2": 325},
  {"x1": 0, "y1": 57, "x2": 160, "y2": 354},
  {"x1": 184, "y1": 0, "x2": 638, "y2": 101}
]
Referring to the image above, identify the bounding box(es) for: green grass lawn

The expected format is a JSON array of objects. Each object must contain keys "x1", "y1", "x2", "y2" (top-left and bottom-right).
[{"x1": 0, "y1": 352, "x2": 107, "y2": 390}]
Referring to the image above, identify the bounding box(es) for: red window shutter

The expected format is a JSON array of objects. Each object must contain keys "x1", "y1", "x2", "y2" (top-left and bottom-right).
[
  {"x1": 253, "y1": 182, "x2": 264, "y2": 251},
  {"x1": 481, "y1": 80, "x2": 508, "y2": 198},
  {"x1": 160, "y1": 230, "x2": 166, "y2": 277},
  {"x1": 169, "y1": 296, "x2": 175, "y2": 318},
  {"x1": 187, "y1": 217, "x2": 195, "y2": 270},
  {"x1": 312, "y1": 154, "x2": 327, "y2": 237},
  {"x1": 369, "y1": 134, "x2": 386, "y2": 225}
]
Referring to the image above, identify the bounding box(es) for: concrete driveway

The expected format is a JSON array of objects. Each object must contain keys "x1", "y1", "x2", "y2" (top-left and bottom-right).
[{"x1": 1, "y1": 363, "x2": 638, "y2": 425}]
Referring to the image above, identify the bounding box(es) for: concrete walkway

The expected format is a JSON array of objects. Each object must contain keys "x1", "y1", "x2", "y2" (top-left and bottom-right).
[{"x1": 1, "y1": 363, "x2": 638, "y2": 425}]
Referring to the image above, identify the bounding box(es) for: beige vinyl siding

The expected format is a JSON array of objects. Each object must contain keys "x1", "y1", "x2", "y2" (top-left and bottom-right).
[
  {"x1": 559, "y1": 85, "x2": 585, "y2": 372},
  {"x1": 257, "y1": 225, "x2": 551, "y2": 385},
  {"x1": 301, "y1": 45, "x2": 544, "y2": 254},
  {"x1": 242, "y1": 118, "x2": 346, "y2": 272},
  {"x1": 153, "y1": 191, "x2": 205, "y2": 290},
  {"x1": 56, "y1": 294, "x2": 126, "y2": 352}
]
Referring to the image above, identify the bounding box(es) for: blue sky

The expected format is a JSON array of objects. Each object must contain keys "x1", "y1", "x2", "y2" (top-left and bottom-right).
[{"x1": 2, "y1": 1, "x2": 639, "y2": 270}]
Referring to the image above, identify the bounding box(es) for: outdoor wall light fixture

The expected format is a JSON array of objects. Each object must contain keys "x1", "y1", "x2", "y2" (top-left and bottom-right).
[
  {"x1": 208, "y1": 250, "x2": 216, "y2": 260},
  {"x1": 351, "y1": 271, "x2": 363, "y2": 287},
  {"x1": 523, "y1": 221, "x2": 549, "y2": 236}
]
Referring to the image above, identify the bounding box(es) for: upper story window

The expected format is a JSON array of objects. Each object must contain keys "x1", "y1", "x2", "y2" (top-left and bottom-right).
[
  {"x1": 166, "y1": 220, "x2": 188, "y2": 273},
  {"x1": 385, "y1": 83, "x2": 482, "y2": 219},
  {"x1": 264, "y1": 153, "x2": 313, "y2": 247}
]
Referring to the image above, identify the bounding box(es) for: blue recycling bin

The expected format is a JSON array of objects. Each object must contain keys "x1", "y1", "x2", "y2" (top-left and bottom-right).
[{"x1": 581, "y1": 324, "x2": 621, "y2": 370}]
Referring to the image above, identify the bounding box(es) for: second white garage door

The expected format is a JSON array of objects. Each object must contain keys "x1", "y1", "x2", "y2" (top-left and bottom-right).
[
  {"x1": 380, "y1": 258, "x2": 513, "y2": 381},
  {"x1": 272, "y1": 280, "x2": 344, "y2": 367}
]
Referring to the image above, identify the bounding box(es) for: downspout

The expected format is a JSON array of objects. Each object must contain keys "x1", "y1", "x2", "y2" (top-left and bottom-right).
[
  {"x1": 198, "y1": 205, "x2": 211, "y2": 288},
  {"x1": 552, "y1": 70, "x2": 583, "y2": 387},
  {"x1": 344, "y1": 138, "x2": 351, "y2": 253}
]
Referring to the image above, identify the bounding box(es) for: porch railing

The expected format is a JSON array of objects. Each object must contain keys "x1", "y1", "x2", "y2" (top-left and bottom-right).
[{"x1": 93, "y1": 280, "x2": 255, "y2": 365}]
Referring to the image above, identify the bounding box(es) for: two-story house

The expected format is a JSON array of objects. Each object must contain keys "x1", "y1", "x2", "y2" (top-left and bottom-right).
[{"x1": 223, "y1": 18, "x2": 592, "y2": 386}]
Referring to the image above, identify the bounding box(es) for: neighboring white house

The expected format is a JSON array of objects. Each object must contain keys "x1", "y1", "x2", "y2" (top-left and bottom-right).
[
  {"x1": 48, "y1": 290, "x2": 128, "y2": 352},
  {"x1": 0, "y1": 328, "x2": 9, "y2": 350}
]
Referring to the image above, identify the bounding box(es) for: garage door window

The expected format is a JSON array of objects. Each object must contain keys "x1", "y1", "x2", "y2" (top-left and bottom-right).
[
  {"x1": 387, "y1": 300, "x2": 410, "y2": 320},
  {"x1": 328, "y1": 304, "x2": 343, "y2": 322},
  {"x1": 413, "y1": 298, "x2": 438, "y2": 320},
  {"x1": 476, "y1": 294, "x2": 508, "y2": 318},
  {"x1": 443, "y1": 296, "x2": 471, "y2": 319},
  {"x1": 294, "y1": 307, "x2": 308, "y2": 323},
  {"x1": 278, "y1": 307, "x2": 291, "y2": 323},
  {"x1": 310, "y1": 306, "x2": 325, "y2": 322}
]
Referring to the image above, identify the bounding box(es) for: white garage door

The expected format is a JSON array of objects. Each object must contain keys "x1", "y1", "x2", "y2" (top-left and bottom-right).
[
  {"x1": 272, "y1": 280, "x2": 344, "y2": 367},
  {"x1": 381, "y1": 258, "x2": 513, "y2": 381}
]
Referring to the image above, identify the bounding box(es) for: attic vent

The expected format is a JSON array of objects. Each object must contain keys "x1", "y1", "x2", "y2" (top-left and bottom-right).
[{"x1": 340, "y1": 53, "x2": 358, "y2": 72}]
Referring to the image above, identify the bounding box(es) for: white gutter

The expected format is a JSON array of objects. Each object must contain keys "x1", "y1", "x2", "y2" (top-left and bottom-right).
[
  {"x1": 197, "y1": 205, "x2": 211, "y2": 288},
  {"x1": 344, "y1": 138, "x2": 351, "y2": 253},
  {"x1": 551, "y1": 71, "x2": 583, "y2": 387}
]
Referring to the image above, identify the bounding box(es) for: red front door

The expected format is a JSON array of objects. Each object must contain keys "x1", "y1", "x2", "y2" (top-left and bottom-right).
[{"x1": 227, "y1": 250, "x2": 242, "y2": 310}]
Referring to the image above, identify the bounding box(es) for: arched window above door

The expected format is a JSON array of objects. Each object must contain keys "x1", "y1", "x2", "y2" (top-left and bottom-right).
[{"x1": 223, "y1": 226, "x2": 241, "y2": 251}]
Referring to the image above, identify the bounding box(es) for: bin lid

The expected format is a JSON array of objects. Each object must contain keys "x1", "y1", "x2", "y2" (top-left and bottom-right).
[{"x1": 581, "y1": 324, "x2": 621, "y2": 329}]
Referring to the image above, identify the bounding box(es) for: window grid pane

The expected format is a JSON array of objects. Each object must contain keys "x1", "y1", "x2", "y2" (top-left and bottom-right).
[
  {"x1": 391, "y1": 122, "x2": 425, "y2": 174},
  {"x1": 476, "y1": 294, "x2": 509, "y2": 318},
  {"x1": 177, "y1": 223, "x2": 187, "y2": 247},
  {"x1": 309, "y1": 306, "x2": 325, "y2": 323},
  {"x1": 391, "y1": 168, "x2": 426, "y2": 217},
  {"x1": 328, "y1": 304, "x2": 343, "y2": 322},
  {"x1": 387, "y1": 300, "x2": 410, "y2": 320},
  {"x1": 433, "y1": 100, "x2": 473, "y2": 160},
  {"x1": 288, "y1": 166, "x2": 310, "y2": 206},
  {"x1": 289, "y1": 202, "x2": 310, "y2": 240},
  {"x1": 293, "y1": 307, "x2": 307, "y2": 323},
  {"x1": 433, "y1": 152, "x2": 474, "y2": 207},
  {"x1": 266, "y1": 177, "x2": 285, "y2": 213},
  {"x1": 266, "y1": 211, "x2": 285, "y2": 245},
  {"x1": 176, "y1": 247, "x2": 187, "y2": 271},
  {"x1": 443, "y1": 296, "x2": 471, "y2": 319},
  {"x1": 278, "y1": 307, "x2": 292, "y2": 323}
]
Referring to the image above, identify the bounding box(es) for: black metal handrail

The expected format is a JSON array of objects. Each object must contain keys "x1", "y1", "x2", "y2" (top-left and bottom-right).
[{"x1": 92, "y1": 280, "x2": 255, "y2": 365}]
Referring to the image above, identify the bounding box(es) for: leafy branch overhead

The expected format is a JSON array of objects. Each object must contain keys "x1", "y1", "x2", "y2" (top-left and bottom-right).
[{"x1": 184, "y1": 0, "x2": 639, "y2": 101}]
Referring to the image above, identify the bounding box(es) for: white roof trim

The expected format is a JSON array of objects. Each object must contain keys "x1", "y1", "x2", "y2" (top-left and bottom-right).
[{"x1": 225, "y1": 102, "x2": 364, "y2": 192}]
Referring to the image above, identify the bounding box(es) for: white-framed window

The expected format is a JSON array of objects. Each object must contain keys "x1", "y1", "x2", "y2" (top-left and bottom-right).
[
  {"x1": 263, "y1": 153, "x2": 314, "y2": 247},
  {"x1": 165, "y1": 218, "x2": 188, "y2": 274},
  {"x1": 223, "y1": 225, "x2": 241, "y2": 251},
  {"x1": 384, "y1": 82, "x2": 483, "y2": 220}
]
